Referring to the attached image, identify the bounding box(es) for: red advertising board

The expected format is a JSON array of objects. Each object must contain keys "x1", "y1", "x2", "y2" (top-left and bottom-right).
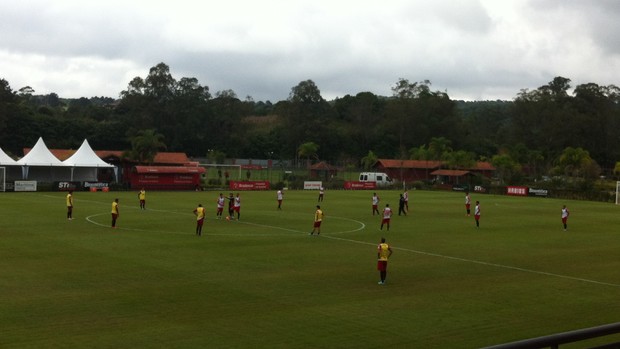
[
  {"x1": 229, "y1": 181, "x2": 271, "y2": 190},
  {"x1": 344, "y1": 181, "x2": 377, "y2": 190},
  {"x1": 506, "y1": 186, "x2": 528, "y2": 196}
]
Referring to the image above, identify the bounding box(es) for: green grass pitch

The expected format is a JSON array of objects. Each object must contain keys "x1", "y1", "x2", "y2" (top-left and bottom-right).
[{"x1": 1, "y1": 189, "x2": 620, "y2": 348}]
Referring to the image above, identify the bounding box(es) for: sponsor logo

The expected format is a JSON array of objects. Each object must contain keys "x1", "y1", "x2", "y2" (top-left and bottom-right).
[
  {"x1": 528, "y1": 188, "x2": 548, "y2": 197},
  {"x1": 506, "y1": 186, "x2": 528, "y2": 196}
]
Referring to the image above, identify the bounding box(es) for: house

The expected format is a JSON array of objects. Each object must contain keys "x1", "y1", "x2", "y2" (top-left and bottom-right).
[
  {"x1": 374, "y1": 158, "x2": 495, "y2": 184},
  {"x1": 373, "y1": 159, "x2": 442, "y2": 182}
]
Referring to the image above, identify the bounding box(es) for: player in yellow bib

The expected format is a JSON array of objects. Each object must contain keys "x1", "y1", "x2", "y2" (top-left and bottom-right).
[
  {"x1": 138, "y1": 188, "x2": 146, "y2": 210},
  {"x1": 377, "y1": 237, "x2": 393, "y2": 285},
  {"x1": 111, "y1": 198, "x2": 119, "y2": 228},
  {"x1": 66, "y1": 191, "x2": 74, "y2": 220},
  {"x1": 193, "y1": 204, "x2": 206, "y2": 236},
  {"x1": 310, "y1": 205, "x2": 323, "y2": 235}
]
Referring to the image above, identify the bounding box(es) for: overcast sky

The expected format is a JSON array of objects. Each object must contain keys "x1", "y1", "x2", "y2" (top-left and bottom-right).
[{"x1": 1, "y1": 0, "x2": 619, "y2": 102}]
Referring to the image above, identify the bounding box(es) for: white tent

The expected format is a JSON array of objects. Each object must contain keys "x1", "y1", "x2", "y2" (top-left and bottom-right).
[
  {"x1": 0, "y1": 147, "x2": 21, "y2": 180},
  {"x1": 16, "y1": 137, "x2": 66, "y2": 180},
  {"x1": 0, "y1": 147, "x2": 16, "y2": 164},
  {"x1": 62, "y1": 139, "x2": 115, "y2": 181}
]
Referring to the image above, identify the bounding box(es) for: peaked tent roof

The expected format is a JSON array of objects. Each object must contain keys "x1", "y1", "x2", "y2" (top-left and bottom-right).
[
  {"x1": 63, "y1": 139, "x2": 114, "y2": 168},
  {"x1": 0, "y1": 147, "x2": 17, "y2": 165},
  {"x1": 16, "y1": 138, "x2": 64, "y2": 166}
]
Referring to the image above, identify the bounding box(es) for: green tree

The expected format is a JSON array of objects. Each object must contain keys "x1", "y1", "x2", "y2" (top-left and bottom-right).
[
  {"x1": 444, "y1": 150, "x2": 476, "y2": 170},
  {"x1": 428, "y1": 137, "x2": 453, "y2": 160},
  {"x1": 556, "y1": 147, "x2": 599, "y2": 179},
  {"x1": 127, "y1": 129, "x2": 167, "y2": 164},
  {"x1": 298, "y1": 142, "x2": 319, "y2": 168},
  {"x1": 491, "y1": 153, "x2": 521, "y2": 185},
  {"x1": 360, "y1": 150, "x2": 378, "y2": 170}
]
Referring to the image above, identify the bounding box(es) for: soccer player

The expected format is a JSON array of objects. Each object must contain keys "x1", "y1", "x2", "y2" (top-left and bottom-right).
[
  {"x1": 194, "y1": 203, "x2": 206, "y2": 236},
  {"x1": 276, "y1": 189, "x2": 284, "y2": 210},
  {"x1": 474, "y1": 201, "x2": 481, "y2": 228},
  {"x1": 372, "y1": 192, "x2": 380, "y2": 215},
  {"x1": 561, "y1": 205, "x2": 570, "y2": 231},
  {"x1": 66, "y1": 191, "x2": 73, "y2": 220},
  {"x1": 403, "y1": 189, "x2": 409, "y2": 212},
  {"x1": 310, "y1": 205, "x2": 323, "y2": 235},
  {"x1": 377, "y1": 237, "x2": 393, "y2": 285},
  {"x1": 111, "y1": 198, "x2": 119, "y2": 228},
  {"x1": 226, "y1": 192, "x2": 235, "y2": 220},
  {"x1": 138, "y1": 188, "x2": 146, "y2": 210},
  {"x1": 216, "y1": 193, "x2": 225, "y2": 219},
  {"x1": 233, "y1": 193, "x2": 241, "y2": 220},
  {"x1": 398, "y1": 194, "x2": 407, "y2": 216},
  {"x1": 380, "y1": 203, "x2": 392, "y2": 231},
  {"x1": 465, "y1": 192, "x2": 471, "y2": 216},
  {"x1": 318, "y1": 186, "x2": 324, "y2": 202}
]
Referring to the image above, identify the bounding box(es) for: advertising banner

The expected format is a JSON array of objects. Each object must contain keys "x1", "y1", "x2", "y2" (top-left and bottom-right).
[
  {"x1": 229, "y1": 181, "x2": 270, "y2": 190},
  {"x1": 303, "y1": 181, "x2": 323, "y2": 190},
  {"x1": 14, "y1": 181, "x2": 37, "y2": 192},
  {"x1": 528, "y1": 188, "x2": 549, "y2": 197},
  {"x1": 506, "y1": 186, "x2": 528, "y2": 196},
  {"x1": 344, "y1": 181, "x2": 377, "y2": 190},
  {"x1": 55, "y1": 181, "x2": 81, "y2": 192},
  {"x1": 84, "y1": 182, "x2": 110, "y2": 189}
]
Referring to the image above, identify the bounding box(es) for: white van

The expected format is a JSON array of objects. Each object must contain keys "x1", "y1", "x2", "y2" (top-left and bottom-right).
[{"x1": 359, "y1": 172, "x2": 393, "y2": 187}]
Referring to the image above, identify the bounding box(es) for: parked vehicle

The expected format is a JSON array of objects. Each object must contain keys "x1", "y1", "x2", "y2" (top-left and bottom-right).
[{"x1": 359, "y1": 172, "x2": 393, "y2": 187}]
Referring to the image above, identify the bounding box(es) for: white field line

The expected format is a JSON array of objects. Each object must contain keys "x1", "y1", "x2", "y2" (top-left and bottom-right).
[{"x1": 46, "y1": 193, "x2": 620, "y2": 288}]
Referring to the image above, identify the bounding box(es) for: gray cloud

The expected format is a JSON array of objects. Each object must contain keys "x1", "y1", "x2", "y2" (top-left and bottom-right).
[{"x1": 1, "y1": 0, "x2": 619, "y2": 101}]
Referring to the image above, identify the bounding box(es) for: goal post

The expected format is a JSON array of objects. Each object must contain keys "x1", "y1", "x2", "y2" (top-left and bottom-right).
[
  {"x1": 199, "y1": 164, "x2": 242, "y2": 180},
  {"x1": 616, "y1": 181, "x2": 620, "y2": 205}
]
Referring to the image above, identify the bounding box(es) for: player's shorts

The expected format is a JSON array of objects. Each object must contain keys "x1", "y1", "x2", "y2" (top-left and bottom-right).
[
  {"x1": 313, "y1": 221, "x2": 322, "y2": 228},
  {"x1": 372, "y1": 205, "x2": 378, "y2": 210},
  {"x1": 197, "y1": 218, "x2": 204, "y2": 226},
  {"x1": 466, "y1": 204, "x2": 471, "y2": 209},
  {"x1": 562, "y1": 217, "x2": 568, "y2": 224},
  {"x1": 377, "y1": 260, "x2": 388, "y2": 271},
  {"x1": 475, "y1": 214, "x2": 481, "y2": 220},
  {"x1": 217, "y1": 207, "x2": 223, "y2": 213},
  {"x1": 233, "y1": 207, "x2": 240, "y2": 213},
  {"x1": 381, "y1": 218, "x2": 390, "y2": 224}
]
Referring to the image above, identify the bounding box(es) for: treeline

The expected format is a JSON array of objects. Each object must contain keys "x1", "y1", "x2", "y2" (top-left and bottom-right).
[{"x1": 1, "y1": 63, "x2": 619, "y2": 182}]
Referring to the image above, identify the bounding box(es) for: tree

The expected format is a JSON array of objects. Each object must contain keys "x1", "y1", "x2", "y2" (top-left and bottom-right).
[
  {"x1": 492, "y1": 153, "x2": 521, "y2": 185},
  {"x1": 428, "y1": 137, "x2": 453, "y2": 160},
  {"x1": 444, "y1": 150, "x2": 476, "y2": 170},
  {"x1": 288, "y1": 80, "x2": 324, "y2": 104},
  {"x1": 127, "y1": 129, "x2": 167, "y2": 164},
  {"x1": 556, "y1": 147, "x2": 599, "y2": 179},
  {"x1": 361, "y1": 150, "x2": 378, "y2": 170},
  {"x1": 298, "y1": 142, "x2": 319, "y2": 168},
  {"x1": 144, "y1": 62, "x2": 176, "y2": 103},
  {"x1": 409, "y1": 145, "x2": 431, "y2": 160}
]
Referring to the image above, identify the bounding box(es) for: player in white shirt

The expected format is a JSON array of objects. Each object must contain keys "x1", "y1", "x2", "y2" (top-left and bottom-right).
[
  {"x1": 216, "y1": 193, "x2": 226, "y2": 219},
  {"x1": 380, "y1": 204, "x2": 392, "y2": 231},
  {"x1": 276, "y1": 190, "x2": 284, "y2": 210},
  {"x1": 465, "y1": 192, "x2": 471, "y2": 216},
  {"x1": 372, "y1": 193, "x2": 380, "y2": 215},
  {"x1": 561, "y1": 205, "x2": 570, "y2": 231},
  {"x1": 233, "y1": 193, "x2": 241, "y2": 220}
]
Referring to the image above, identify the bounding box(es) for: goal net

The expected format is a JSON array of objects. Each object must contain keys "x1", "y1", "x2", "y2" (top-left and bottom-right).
[
  {"x1": 0, "y1": 167, "x2": 5, "y2": 192},
  {"x1": 199, "y1": 164, "x2": 242, "y2": 180}
]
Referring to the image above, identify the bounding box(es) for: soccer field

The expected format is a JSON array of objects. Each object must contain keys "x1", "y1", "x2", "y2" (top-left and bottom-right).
[{"x1": 2, "y1": 189, "x2": 620, "y2": 348}]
